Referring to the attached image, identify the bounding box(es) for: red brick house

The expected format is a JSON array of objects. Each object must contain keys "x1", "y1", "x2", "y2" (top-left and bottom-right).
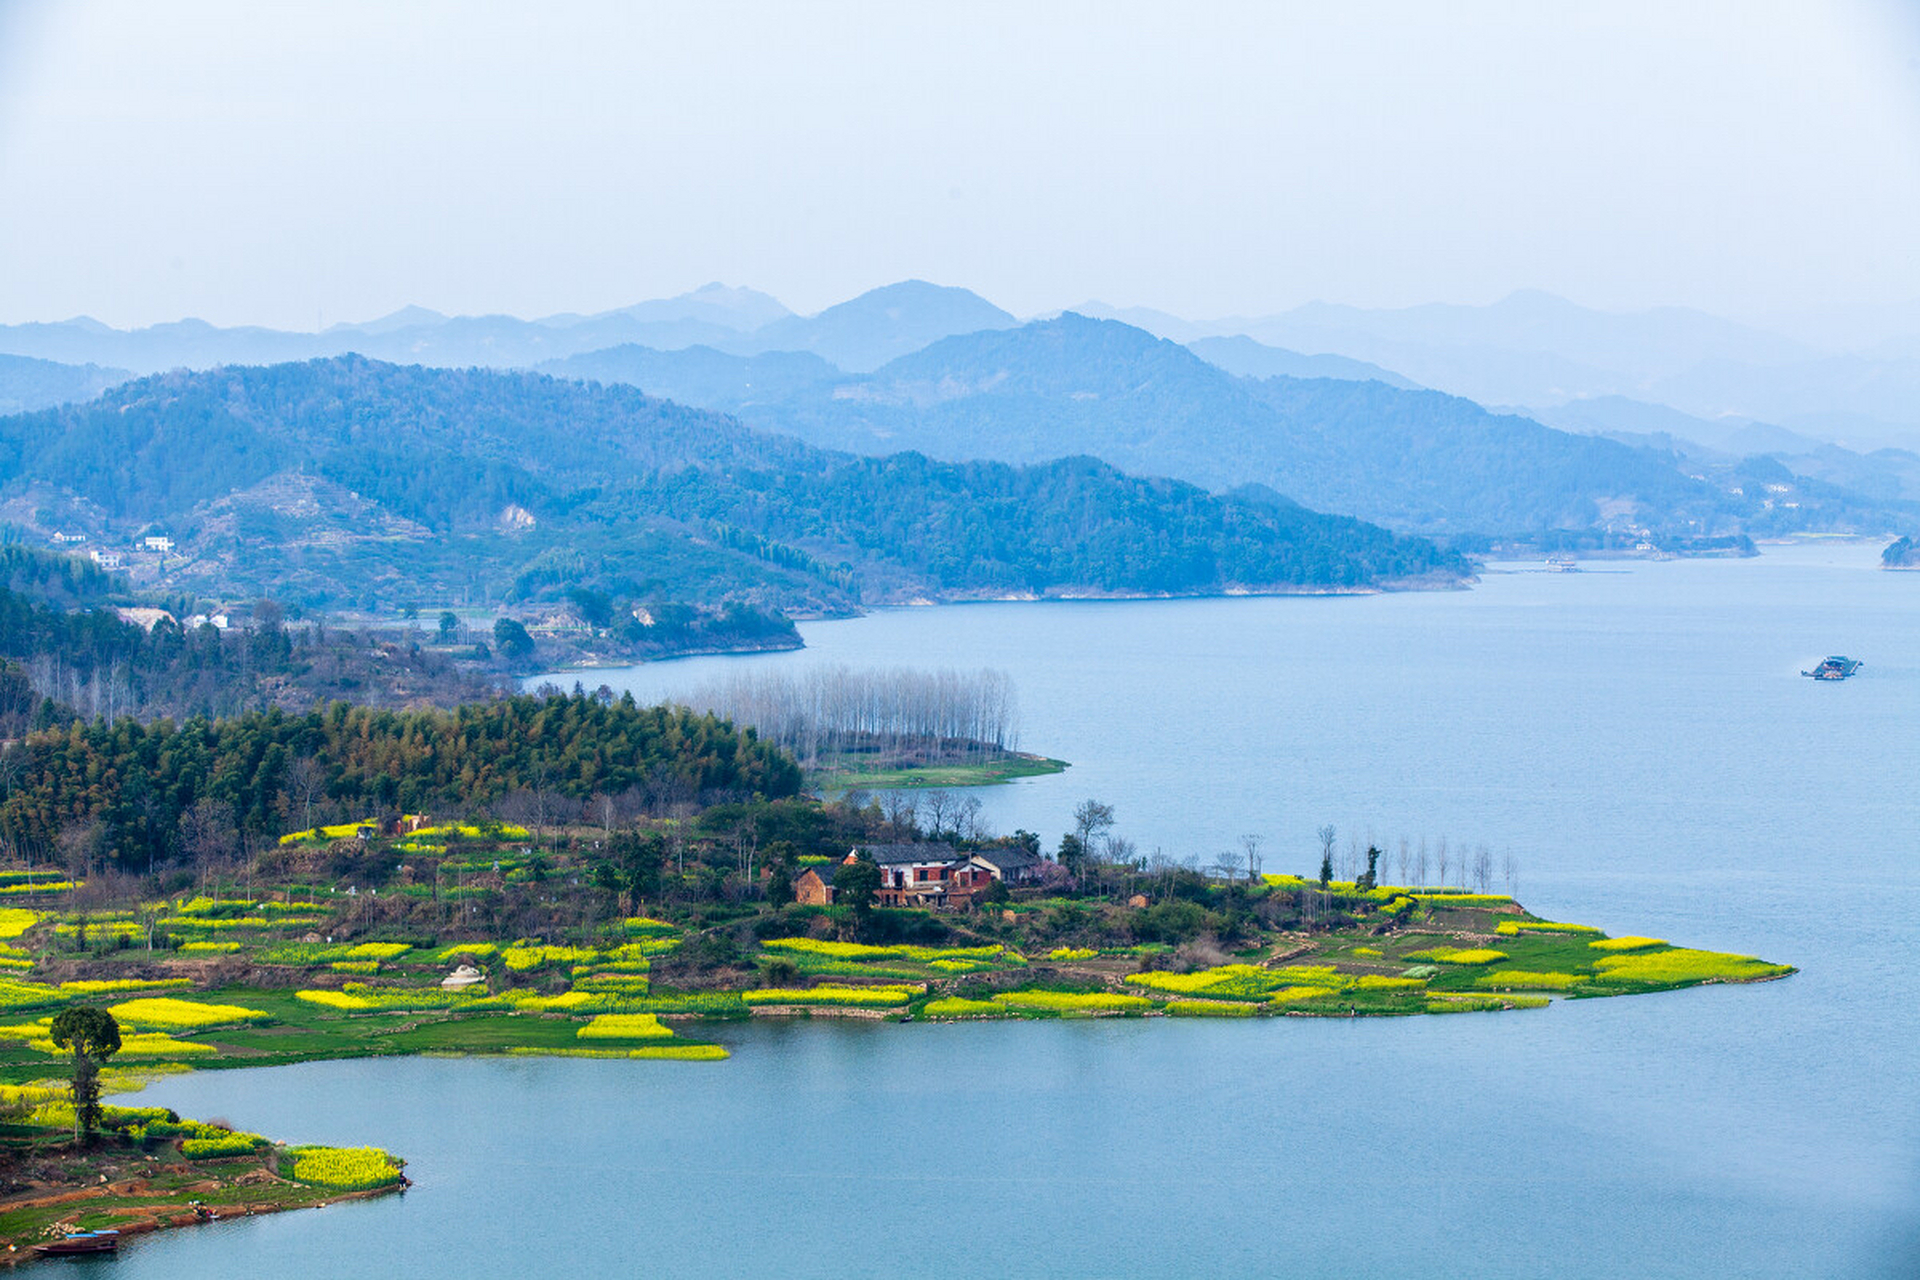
[{"x1": 793, "y1": 862, "x2": 841, "y2": 906}]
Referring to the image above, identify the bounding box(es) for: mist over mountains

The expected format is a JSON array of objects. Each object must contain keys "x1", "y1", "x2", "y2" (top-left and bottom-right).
[{"x1": 3, "y1": 280, "x2": 1917, "y2": 552}]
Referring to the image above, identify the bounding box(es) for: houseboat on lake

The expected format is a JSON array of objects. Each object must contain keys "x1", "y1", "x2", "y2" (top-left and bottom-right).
[{"x1": 1802, "y1": 655, "x2": 1861, "y2": 681}]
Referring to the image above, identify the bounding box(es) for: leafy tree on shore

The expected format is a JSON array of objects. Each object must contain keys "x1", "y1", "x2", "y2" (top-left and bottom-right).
[
  {"x1": 48, "y1": 1007, "x2": 120, "y2": 1144},
  {"x1": 492, "y1": 617, "x2": 534, "y2": 660},
  {"x1": 835, "y1": 855, "x2": 881, "y2": 918}
]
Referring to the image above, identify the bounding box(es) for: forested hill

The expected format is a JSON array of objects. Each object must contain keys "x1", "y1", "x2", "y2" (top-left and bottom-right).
[
  {"x1": 581, "y1": 312, "x2": 1900, "y2": 539},
  {"x1": 0, "y1": 357, "x2": 1468, "y2": 614}
]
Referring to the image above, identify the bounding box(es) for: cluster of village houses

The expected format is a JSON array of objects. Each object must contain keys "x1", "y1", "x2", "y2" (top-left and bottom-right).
[{"x1": 795, "y1": 842, "x2": 1044, "y2": 910}]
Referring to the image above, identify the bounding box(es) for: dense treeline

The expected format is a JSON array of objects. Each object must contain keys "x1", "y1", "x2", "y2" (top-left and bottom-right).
[
  {"x1": 627, "y1": 453, "x2": 1467, "y2": 593},
  {"x1": 0, "y1": 692, "x2": 802, "y2": 872},
  {"x1": 0, "y1": 584, "x2": 489, "y2": 721},
  {"x1": 675, "y1": 665, "x2": 1019, "y2": 765},
  {"x1": 0, "y1": 545, "x2": 124, "y2": 607}
]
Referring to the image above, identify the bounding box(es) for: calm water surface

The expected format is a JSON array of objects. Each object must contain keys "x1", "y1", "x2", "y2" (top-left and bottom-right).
[{"x1": 101, "y1": 542, "x2": 1918, "y2": 1278}]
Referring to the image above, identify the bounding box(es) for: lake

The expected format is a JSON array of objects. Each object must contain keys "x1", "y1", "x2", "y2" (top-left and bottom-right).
[{"x1": 108, "y1": 542, "x2": 1918, "y2": 1278}]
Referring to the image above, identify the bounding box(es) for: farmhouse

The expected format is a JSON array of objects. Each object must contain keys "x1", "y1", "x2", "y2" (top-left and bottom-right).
[
  {"x1": 793, "y1": 861, "x2": 841, "y2": 906},
  {"x1": 861, "y1": 842, "x2": 968, "y2": 908},
  {"x1": 845, "y1": 842, "x2": 1044, "y2": 908},
  {"x1": 966, "y1": 846, "x2": 1043, "y2": 887}
]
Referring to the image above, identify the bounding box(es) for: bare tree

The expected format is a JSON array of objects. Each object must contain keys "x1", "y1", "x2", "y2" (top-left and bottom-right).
[
  {"x1": 881, "y1": 792, "x2": 920, "y2": 838},
  {"x1": 281, "y1": 755, "x2": 325, "y2": 833},
  {"x1": 1239, "y1": 834, "x2": 1264, "y2": 883},
  {"x1": 1316, "y1": 824, "x2": 1337, "y2": 883},
  {"x1": 954, "y1": 795, "x2": 985, "y2": 843},
  {"x1": 1073, "y1": 799, "x2": 1116, "y2": 859},
  {"x1": 1472, "y1": 844, "x2": 1493, "y2": 893},
  {"x1": 920, "y1": 790, "x2": 957, "y2": 840},
  {"x1": 1394, "y1": 837, "x2": 1411, "y2": 888},
  {"x1": 1435, "y1": 837, "x2": 1450, "y2": 890},
  {"x1": 1414, "y1": 836, "x2": 1429, "y2": 888},
  {"x1": 1502, "y1": 848, "x2": 1520, "y2": 897},
  {"x1": 670, "y1": 664, "x2": 1021, "y2": 766}
]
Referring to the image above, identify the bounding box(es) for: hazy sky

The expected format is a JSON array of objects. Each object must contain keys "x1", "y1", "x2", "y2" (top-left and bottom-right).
[{"x1": 2, "y1": 0, "x2": 1917, "y2": 335}]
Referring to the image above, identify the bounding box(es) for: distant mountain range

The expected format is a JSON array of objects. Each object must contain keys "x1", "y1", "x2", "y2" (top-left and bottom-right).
[
  {"x1": 0, "y1": 280, "x2": 1010, "y2": 377},
  {"x1": 1131, "y1": 291, "x2": 1920, "y2": 451},
  {"x1": 0, "y1": 353, "x2": 132, "y2": 415},
  {"x1": 543, "y1": 313, "x2": 1913, "y2": 538},
  {"x1": 0, "y1": 358, "x2": 1467, "y2": 613},
  {"x1": 6, "y1": 281, "x2": 1917, "y2": 542}
]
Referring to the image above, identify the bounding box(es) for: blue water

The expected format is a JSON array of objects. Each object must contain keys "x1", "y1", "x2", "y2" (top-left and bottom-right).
[{"x1": 101, "y1": 542, "x2": 1919, "y2": 1278}]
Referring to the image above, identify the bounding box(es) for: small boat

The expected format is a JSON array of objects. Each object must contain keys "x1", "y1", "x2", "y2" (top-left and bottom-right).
[
  {"x1": 1802, "y1": 655, "x2": 1862, "y2": 681},
  {"x1": 1543, "y1": 554, "x2": 1580, "y2": 572},
  {"x1": 33, "y1": 1230, "x2": 119, "y2": 1256}
]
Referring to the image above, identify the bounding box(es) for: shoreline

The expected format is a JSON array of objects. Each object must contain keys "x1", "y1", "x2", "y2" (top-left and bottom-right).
[{"x1": 0, "y1": 1134, "x2": 405, "y2": 1263}]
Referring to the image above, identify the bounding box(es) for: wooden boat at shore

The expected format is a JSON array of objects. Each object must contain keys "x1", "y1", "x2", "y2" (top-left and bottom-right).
[
  {"x1": 1802, "y1": 655, "x2": 1861, "y2": 681},
  {"x1": 33, "y1": 1229, "x2": 119, "y2": 1255}
]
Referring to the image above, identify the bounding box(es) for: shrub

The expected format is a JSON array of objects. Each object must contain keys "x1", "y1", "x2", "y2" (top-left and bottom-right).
[
  {"x1": 626, "y1": 1043, "x2": 728, "y2": 1061},
  {"x1": 1495, "y1": 920, "x2": 1601, "y2": 936},
  {"x1": 991, "y1": 991, "x2": 1153, "y2": 1014},
  {"x1": 503, "y1": 945, "x2": 601, "y2": 972},
  {"x1": 0, "y1": 881, "x2": 75, "y2": 896},
  {"x1": 1165, "y1": 1000, "x2": 1258, "y2": 1017},
  {"x1": 742, "y1": 985, "x2": 917, "y2": 1007},
  {"x1": 1404, "y1": 947, "x2": 1507, "y2": 965},
  {"x1": 1410, "y1": 893, "x2": 1514, "y2": 908},
  {"x1": 110, "y1": 997, "x2": 272, "y2": 1030},
  {"x1": 921, "y1": 997, "x2": 1006, "y2": 1018},
  {"x1": 288, "y1": 1145, "x2": 403, "y2": 1190},
  {"x1": 1126, "y1": 965, "x2": 1285, "y2": 1000},
  {"x1": 1474, "y1": 970, "x2": 1583, "y2": 990},
  {"x1": 1590, "y1": 949, "x2": 1792, "y2": 986},
  {"x1": 430, "y1": 942, "x2": 500, "y2": 962},
  {"x1": 1351, "y1": 975, "x2": 1427, "y2": 992},
  {"x1": 576, "y1": 1013, "x2": 673, "y2": 1040},
  {"x1": 296, "y1": 987, "x2": 488, "y2": 1012},
  {"x1": 29, "y1": 1031, "x2": 216, "y2": 1057},
  {"x1": 576, "y1": 974, "x2": 652, "y2": 994},
  {"x1": 343, "y1": 943, "x2": 413, "y2": 960},
  {"x1": 182, "y1": 1133, "x2": 265, "y2": 1158},
  {"x1": 761, "y1": 938, "x2": 1003, "y2": 964},
  {"x1": 1272, "y1": 965, "x2": 1350, "y2": 987},
  {"x1": 0, "y1": 909, "x2": 40, "y2": 940}
]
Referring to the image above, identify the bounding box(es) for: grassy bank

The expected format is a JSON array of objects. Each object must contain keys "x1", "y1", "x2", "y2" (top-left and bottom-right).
[
  {"x1": 809, "y1": 752, "x2": 1069, "y2": 791},
  {"x1": 0, "y1": 1091, "x2": 405, "y2": 1260}
]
